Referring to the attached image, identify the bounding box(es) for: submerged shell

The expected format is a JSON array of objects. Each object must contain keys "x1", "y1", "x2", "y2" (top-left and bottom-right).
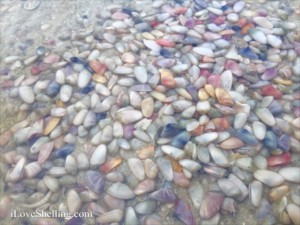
[
  {"x1": 85, "y1": 170, "x2": 105, "y2": 193},
  {"x1": 107, "y1": 182, "x2": 135, "y2": 199},
  {"x1": 200, "y1": 192, "x2": 225, "y2": 219},
  {"x1": 254, "y1": 170, "x2": 284, "y2": 187},
  {"x1": 149, "y1": 188, "x2": 177, "y2": 203},
  {"x1": 174, "y1": 199, "x2": 196, "y2": 225}
]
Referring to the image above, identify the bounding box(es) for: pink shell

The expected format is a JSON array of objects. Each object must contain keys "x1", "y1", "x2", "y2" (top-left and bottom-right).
[{"x1": 200, "y1": 191, "x2": 225, "y2": 219}]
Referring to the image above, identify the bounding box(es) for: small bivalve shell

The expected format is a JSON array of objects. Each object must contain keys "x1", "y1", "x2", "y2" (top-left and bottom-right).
[
  {"x1": 174, "y1": 199, "x2": 196, "y2": 225},
  {"x1": 217, "y1": 179, "x2": 242, "y2": 197},
  {"x1": 124, "y1": 206, "x2": 138, "y2": 225},
  {"x1": 107, "y1": 182, "x2": 135, "y2": 200},
  {"x1": 19, "y1": 86, "x2": 35, "y2": 104},
  {"x1": 9, "y1": 157, "x2": 26, "y2": 182},
  {"x1": 90, "y1": 144, "x2": 107, "y2": 167},
  {"x1": 219, "y1": 137, "x2": 245, "y2": 150},
  {"x1": 97, "y1": 209, "x2": 124, "y2": 224},
  {"x1": 144, "y1": 159, "x2": 158, "y2": 179},
  {"x1": 252, "y1": 121, "x2": 266, "y2": 140},
  {"x1": 287, "y1": 204, "x2": 300, "y2": 225},
  {"x1": 195, "y1": 132, "x2": 218, "y2": 145},
  {"x1": 255, "y1": 108, "x2": 276, "y2": 126},
  {"x1": 253, "y1": 17, "x2": 273, "y2": 29},
  {"x1": 67, "y1": 190, "x2": 82, "y2": 214},
  {"x1": 156, "y1": 157, "x2": 173, "y2": 181},
  {"x1": 179, "y1": 159, "x2": 201, "y2": 173},
  {"x1": 193, "y1": 47, "x2": 214, "y2": 57},
  {"x1": 200, "y1": 191, "x2": 225, "y2": 219},
  {"x1": 161, "y1": 145, "x2": 186, "y2": 160},
  {"x1": 208, "y1": 144, "x2": 229, "y2": 167},
  {"x1": 249, "y1": 181, "x2": 263, "y2": 207},
  {"x1": 24, "y1": 162, "x2": 42, "y2": 179},
  {"x1": 141, "y1": 97, "x2": 154, "y2": 118},
  {"x1": 78, "y1": 69, "x2": 92, "y2": 88},
  {"x1": 117, "y1": 110, "x2": 143, "y2": 124},
  {"x1": 44, "y1": 117, "x2": 60, "y2": 135},
  {"x1": 134, "y1": 179, "x2": 155, "y2": 195},
  {"x1": 60, "y1": 85, "x2": 72, "y2": 102},
  {"x1": 254, "y1": 170, "x2": 284, "y2": 187},
  {"x1": 278, "y1": 167, "x2": 300, "y2": 184},
  {"x1": 269, "y1": 185, "x2": 289, "y2": 202},
  {"x1": 215, "y1": 88, "x2": 234, "y2": 106},
  {"x1": 43, "y1": 176, "x2": 60, "y2": 192},
  {"x1": 127, "y1": 158, "x2": 145, "y2": 181},
  {"x1": 134, "y1": 66, "x2": 148, "y2": 84},
  {"x1": 135, "y1": 200, "x2": 156, "y2": 215}
]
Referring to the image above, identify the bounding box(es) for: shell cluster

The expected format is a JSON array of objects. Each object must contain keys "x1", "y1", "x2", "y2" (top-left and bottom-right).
[{"x1": 0, "y1": 0, "x2": 300, "y2": 225}]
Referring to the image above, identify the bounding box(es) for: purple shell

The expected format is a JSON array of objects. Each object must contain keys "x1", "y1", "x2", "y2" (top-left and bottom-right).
[
  {"x1": 174, "y1": 199, "x2": 196, "y2": 225},
  {"x1": 261, "y1": 68, "x2": 277, "y2": 81},
  {"x1": 256, "y1": 199, "x2": 272, "y2": 220},
  {"x1": 123, "y1": 124, "x2": 135, "y2": 139},
  {"x1": 278, "y1": 133, "x2": 290, "y2": 151},
  {"x1": 85, "y1": 170, "x2": 105, "y2": 193},
  {"x1": 185, "y1": 19, "x2": 195, "y2": 29},
  {"x1": 149, "y1": 188, "x2": 177, "y2": 203},
  {"x1": 65, "y1": 216, "x2": 84, "y2": 225}
]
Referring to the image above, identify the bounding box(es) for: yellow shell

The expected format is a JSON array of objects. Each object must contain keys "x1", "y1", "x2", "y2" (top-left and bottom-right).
[
  {"x1": 44, "y1": 117, "x2": 60, "y2": 135},
  {"x1": 17, "y1": 110, "x2": 28, "y2": 122},
  {"x1": 269, "y1": 185, "x2": 289, "y2": 202},
  {"x1": 137, "y1": 146, "x2": 155, "y2": 159},
  {"x1": 151, "y1": 91, "x2": 166, "y2": 102},
  {"x1": 56, "y1": 100, "x2": 65, "y2": 107},
  {"x1": 160, "y1": 69, "x2": 176, "y2": 88},
  {"x1": 273, "y1": 77, "x2": 293, "y2": 86},
  {"x1": 215, "y1": 87, "x2": 234, "y2": 106},
  {"x1": 198, "y1": 88, "x2": 209, "y2": 100},
  {"x1": 92, "y1": 73, "x2": 107, "y2": 83},
  {"x1": 101, "y1": 156, "x2": 122, "y2": 173},
  {"x1": 204, "y1": 84, "x2": 216, "y2": 98}
]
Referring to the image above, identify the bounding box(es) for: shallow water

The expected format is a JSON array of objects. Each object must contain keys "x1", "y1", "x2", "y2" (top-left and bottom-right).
[{"x1": 1, "y1": 0, "x2": 300, "y2": 225}]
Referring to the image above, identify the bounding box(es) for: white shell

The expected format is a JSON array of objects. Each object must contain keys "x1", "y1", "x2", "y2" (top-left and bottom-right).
[
  {"x1": 107, "y1": 182, "x2": 135, "y2": 199},
  {"x1": 67, "y1": 189, "x2": 82, "y2": 213},
  {"x1": 208, "y1": 144, "x2": 229, "y2": 167},
  {"x1": 249, "y1": 181, "x2": 263, "y2": 207},
  {"x1": 73, "y1": 109, "x2": 88, "y2": 126},
  {"x1": 117, "y1": 110, "x2": 143, "y2": 124},
  {"x1": 253, "y1": 17, "x2": 273, "y2": 29},
  {"x1": 193, "y1": 47, "x2": 214, "y2": 57},
  {"x1": 143, "y1": 40, "x2": 161, "y2": 52},
  {"x1": 97, "y1": 209, "x2": 124, "y2": 224},
  {"x1": 252, "y1": 121, "x2": 266, "y2": 140},
  {"x1": 60, "y1": 84, "x2": 72, "y2": 102},
  {"x1": 161, "y1": 145, "x2": 186, "y2": 160},
  {"x1": 254, "y1": 170, "x2": 284, "y2": 187},
  {"x1": 90, "y1": 144, "x2": 107, "y2": 167},
  {"x1": 134, "y1": 66, "x2": 148, "y2": 84},
  {"x1": 128, "y1": 158, "x2": 145, "y2": 181},
  {"x1": 156, "y1": 157, "x2": 173, "y2": 181},
  {"x1": 278, "y1": 167, "x2": 300, "y2": 184},
  {"x1": 255, "y1": 108, "x2": 276, "y2": 126},
  {"x1": 78, "y1": 69, "x2": 92, "y2": 88},
  {"x1": 19, "y1": 86, "x2": 35, "y2": 104},
  {"x1": 195, "y1": 132, "x2": 218, "y2": 145},
  {"x1": 220, "y1": 70, "x2": 233, "y2": 90},
  {"x1": 267, "y1": 34, "x2": 282, "y2": 48},
  {"x1": 179, "y1": 159, "x2": 201, "y2": 172}
]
